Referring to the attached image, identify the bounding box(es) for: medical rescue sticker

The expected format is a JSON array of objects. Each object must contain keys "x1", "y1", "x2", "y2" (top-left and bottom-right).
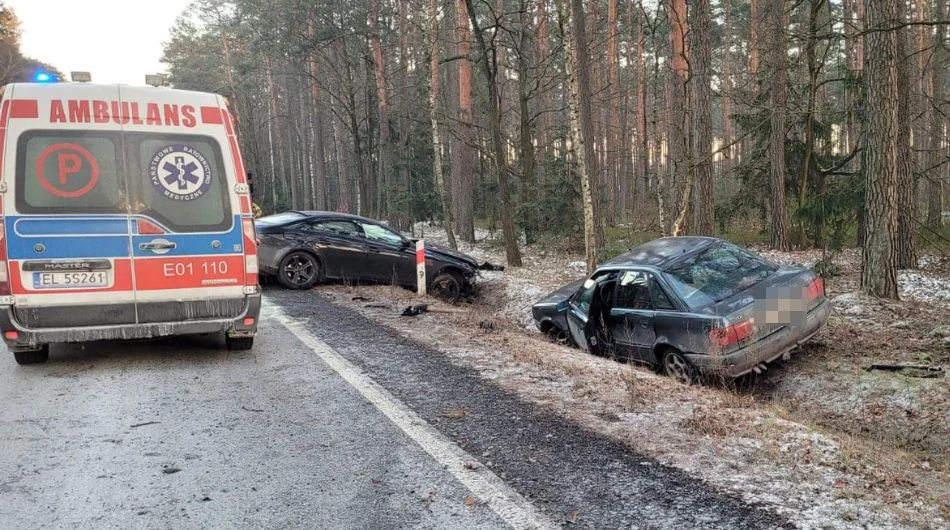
[{"x1": 149, "y1": 144, "x2": 212, "y2": 201}]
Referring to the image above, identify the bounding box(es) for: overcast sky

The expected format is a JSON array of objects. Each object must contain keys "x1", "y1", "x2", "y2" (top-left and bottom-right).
[{"x1": 9, "y1": 0, "x2": 193, "y2": 85}]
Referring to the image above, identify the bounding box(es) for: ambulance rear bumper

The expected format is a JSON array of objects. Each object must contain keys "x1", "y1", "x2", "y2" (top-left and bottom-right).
[{"x1": 0, "y1": 294, "x2": 260, "y2": 350}]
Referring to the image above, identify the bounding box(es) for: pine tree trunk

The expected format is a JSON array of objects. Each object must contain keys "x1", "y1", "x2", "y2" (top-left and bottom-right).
[
  {"x1": 427, "y1": 0, "x2": 457, "y2": 250},
  {"x1": 369, "y1": 0, "x2": 392, "y2": 219},
  {"x1": 307, "y1": 43, "x2": 329, "y2": 210},
  {"x1": 560, "y1": 0, "x2": 601, "y2": 271},
  {"x1": 767, "y1": 0, "x2": 789, "y2": 250},
  {"x1": 465, "y1": 0, "x2": 523, "y2": 266},
  {"x1": 667, "y1": 0, "x2": 692, "y2": 236},
  {"x1": 606, "y1": 0, "x2": 620, "y2": 222},
  {"x1": 928, "y1": 0, "x2": 946, "y2": 228},
  {"x1": 691, "y1": 0, "x2": 714, "y2": 236},
  {"x1": 635, "y1": 4, "x2": 648, "y2": 201},
  {"x1": 517, "y1": 1, "x2": 539, "y2": 244},
  {"x1": 266, "y1": 65, "x2": 291, "y2": 209},
  {"x1": 721, "y1": 0, "x2": 734, "y2": 171},
  {"x1": 861, "y1": 0, "x2": 900, "y2": 299},
  {"x1": 896, "y1": 6, "x2": 917, "y2": 269},
  {"x1": 453, "y1": 0, "x2": 477, "y2": 242}
]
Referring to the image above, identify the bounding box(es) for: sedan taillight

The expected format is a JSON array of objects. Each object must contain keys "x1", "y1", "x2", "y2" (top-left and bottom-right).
[
  {"x1": 710, "y1": 318, "x2": 755, "y2": 349},
  {"x1": 805, "y1": 276, "x2": 824, "y2": 301}
]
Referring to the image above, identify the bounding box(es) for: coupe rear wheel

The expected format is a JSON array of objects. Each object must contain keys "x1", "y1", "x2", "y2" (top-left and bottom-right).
[
  {"x1": 277, "y1": 251, "x2": 320, "y2": 289},
  {"x1": 430, "y1": 271, "x2": 464, "y2": 303},
  {"x1": 662, "y1": 348, "x2": 696, "y2": 385},
  {"x1": 14, "y1": 345, "x2": 50, "y2": 365}
]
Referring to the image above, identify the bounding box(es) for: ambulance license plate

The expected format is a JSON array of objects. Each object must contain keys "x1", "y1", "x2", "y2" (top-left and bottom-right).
[{"x1": 33, "y1": 271, "x2": 110, "y2": 289}]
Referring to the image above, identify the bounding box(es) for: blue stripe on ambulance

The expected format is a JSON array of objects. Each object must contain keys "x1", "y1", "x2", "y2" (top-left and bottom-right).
[{"x1": 4, "y1": 215, "x2": 244, "y2": 260}]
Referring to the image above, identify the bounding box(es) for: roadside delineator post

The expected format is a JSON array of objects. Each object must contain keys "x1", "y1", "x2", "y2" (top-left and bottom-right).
[{"x1": 416, "y1": 240, "x2": 426, "y2": 296}]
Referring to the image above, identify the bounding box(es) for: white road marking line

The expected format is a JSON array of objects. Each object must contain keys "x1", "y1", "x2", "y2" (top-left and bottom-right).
[{"x1": 267, "y1": 303, "x2": 558, "y2": 530}]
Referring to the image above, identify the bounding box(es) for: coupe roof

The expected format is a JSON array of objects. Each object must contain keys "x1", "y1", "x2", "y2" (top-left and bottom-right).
[{"x1": 601, "y1": 236, "x2": 719, "y2": 269}]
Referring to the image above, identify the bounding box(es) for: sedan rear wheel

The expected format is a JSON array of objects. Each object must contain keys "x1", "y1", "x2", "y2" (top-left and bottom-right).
[
  {"x1": 278, "y1": 251, "x2": 320, "y2": 290},
  {"x1": 662, "y1": 348, "x2": 696, "y2": 385}
]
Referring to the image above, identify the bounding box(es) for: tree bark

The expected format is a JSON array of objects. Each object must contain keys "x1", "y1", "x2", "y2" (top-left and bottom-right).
[
  {"x1": 306, "y1": 42, "x2": 329, "y2": 210},
  {"x1": 928, "y1": 0, "x2": 946, "y2": 229},
  {"x1": 369, "y1": 0, "x2": 392, "y2": 219},
  {"x1": 667, "y1": 0, "x2": 692, "y2": 236},
  {"x1": 265, "y1": 64, "x2": 290, "y2": 209},
  {"x1": 691, "y1": 0, "x2": 714, "y2": 236},
  {"x1": 896, "y1": 4, "x2": 917, "y2": 268},
  {"x1": 466, "y1": 0, "x2": 523, "y2": 266},
  {"x1": 559, "y1": 0, "x2": 602, "y2": 271},
  {"x1": 606, "y1": 0, "x2": 620, "y2": 222},
  {"x1": 454, "y1": 0, "x2": 477, "y2": 242},
  {"x1": 767, "y1": 0, "x2": 790, "y2": 250},
  {"x1": 635, "y1": 2, "x2": 648, "y2": 199},
  {"x1": 427, "y1": 0, "x2": 457, "y2": 250},
  {"x1": 861, "y1": 0, "x2": 900, "y2": 299}
]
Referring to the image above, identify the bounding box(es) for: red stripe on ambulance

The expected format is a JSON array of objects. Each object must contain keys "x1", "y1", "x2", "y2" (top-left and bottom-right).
[
  {"x1": 199, "y1": 106, "x2": 223, "y2": 124},
  {"x1": 135, "y1": 255, "x2": 245, "y2": 290},
  {"x1": 10, "y1": 99, "x2": 38, "y2": 119},
  {"x1": 0, "y1": 100, "x2": 9, "y2": 215}
]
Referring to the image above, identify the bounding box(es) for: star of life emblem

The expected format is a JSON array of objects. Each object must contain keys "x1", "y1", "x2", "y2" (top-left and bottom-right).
[{"x1": 149, "y1": 144, "x2": 213, "y2": 201}]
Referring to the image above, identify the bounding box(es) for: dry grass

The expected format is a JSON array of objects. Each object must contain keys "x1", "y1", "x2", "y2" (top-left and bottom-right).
[{"x1": 311, "y1": 255, "x2": 950, "y2": 528}]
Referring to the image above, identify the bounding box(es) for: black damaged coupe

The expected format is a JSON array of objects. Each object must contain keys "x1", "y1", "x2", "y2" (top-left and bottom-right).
[{"x1": 255, "y1": 211, "x2": 495, "y2": 301}]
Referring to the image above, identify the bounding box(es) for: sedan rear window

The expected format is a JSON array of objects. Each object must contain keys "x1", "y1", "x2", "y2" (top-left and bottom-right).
[{"x1": 663, "y1": 242, "x2": 777, "y2": 310}]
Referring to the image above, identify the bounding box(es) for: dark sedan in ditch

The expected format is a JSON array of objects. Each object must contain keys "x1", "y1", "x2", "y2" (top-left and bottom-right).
[
  {"x1": 256, "y1": 211, "x2": 494, "y2": 300},
  {"x1": 532, "y1": 237, "x2": 830, "y2": 383}
]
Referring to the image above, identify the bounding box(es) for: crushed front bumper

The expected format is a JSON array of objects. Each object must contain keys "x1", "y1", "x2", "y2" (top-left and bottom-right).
[
  {"x1": 0, "y1": 294, "x2": 261, "y2": 352},
  {"x1": 685, "y1": 300, "x2": 831, "y2": 378}
]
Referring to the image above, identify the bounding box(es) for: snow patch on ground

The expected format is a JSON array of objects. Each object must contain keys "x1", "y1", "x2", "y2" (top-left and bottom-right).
[{"x1": 899, "y1": 269, "x2": 950, "y2": 306}]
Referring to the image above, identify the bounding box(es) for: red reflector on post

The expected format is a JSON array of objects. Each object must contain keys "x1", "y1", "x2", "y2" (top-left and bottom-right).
[
  {"x1": 4, "y1": 330, "x2": 17, "y2": 340},
  {"x1": 243, "y1": 317, "x2": 255, "y2": 326}
]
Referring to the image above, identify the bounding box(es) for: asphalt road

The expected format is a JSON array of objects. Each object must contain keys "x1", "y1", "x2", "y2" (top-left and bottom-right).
[{"x1": 0, "y1": 288, "x2": 790, "y2": 529}]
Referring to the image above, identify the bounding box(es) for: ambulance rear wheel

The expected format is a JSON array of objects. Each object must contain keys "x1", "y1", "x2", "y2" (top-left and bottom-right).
[
  {"x1": 277, "y1": 251, "x2": 320, "y2": 290},
  {"x1": 14, "y1": 345, "x2": 49, "y2": 365},
  {"x1": 226, "y1": 336, "x2": 254, "y2": 351}
]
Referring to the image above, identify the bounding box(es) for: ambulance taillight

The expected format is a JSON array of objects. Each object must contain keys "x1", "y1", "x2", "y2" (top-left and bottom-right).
[{"x1": 0, "y1": 221, "x2": 9, "y2": 296}]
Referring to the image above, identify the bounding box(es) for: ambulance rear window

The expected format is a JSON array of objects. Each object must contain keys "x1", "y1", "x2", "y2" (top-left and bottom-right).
[
  {"x1": 15, "y1": 131, "x2": 124, "y2": 213},
  {"x1": 131, "y1": 134, "x2": 231, "y2": 232}
]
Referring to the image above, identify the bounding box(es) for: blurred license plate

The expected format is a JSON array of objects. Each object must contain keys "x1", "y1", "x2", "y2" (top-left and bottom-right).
[{"x1": 32, "y1": 271, "x2": 110, "y2": 289}]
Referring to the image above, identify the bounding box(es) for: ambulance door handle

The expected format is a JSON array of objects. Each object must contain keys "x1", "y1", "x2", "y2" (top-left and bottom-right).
[{"x1": 139, "y1": 240, "x2": 177, "y2": 252}]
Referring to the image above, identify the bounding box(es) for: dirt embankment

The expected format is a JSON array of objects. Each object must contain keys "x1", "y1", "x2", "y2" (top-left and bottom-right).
[{"x1": 311, "y1": 226, "x2": 950, "y2": 529}]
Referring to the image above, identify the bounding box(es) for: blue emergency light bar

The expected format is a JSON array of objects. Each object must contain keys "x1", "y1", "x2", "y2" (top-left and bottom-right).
[{"x1": 33, "y1": 70, "x2": 58, "y2": 83}]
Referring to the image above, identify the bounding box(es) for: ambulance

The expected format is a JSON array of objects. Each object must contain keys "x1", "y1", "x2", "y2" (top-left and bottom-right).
[{"x1": 0, "y1": 83, "x2": 260, "y2": 364}]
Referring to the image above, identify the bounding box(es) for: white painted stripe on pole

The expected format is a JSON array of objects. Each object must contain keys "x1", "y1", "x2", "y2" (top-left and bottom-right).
[{"x1": 268, "y1": 304, "x2": 556, "y2": 530}]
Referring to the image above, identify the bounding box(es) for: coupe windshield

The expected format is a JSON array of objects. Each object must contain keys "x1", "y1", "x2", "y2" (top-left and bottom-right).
[{"x1": 663, "y1": 242, "x2": 777, "y2": 310}]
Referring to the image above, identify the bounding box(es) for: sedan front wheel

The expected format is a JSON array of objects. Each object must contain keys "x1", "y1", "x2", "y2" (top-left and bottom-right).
[{"x1": 277, "y1": 251, "x2": 321, "y2": 290}]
